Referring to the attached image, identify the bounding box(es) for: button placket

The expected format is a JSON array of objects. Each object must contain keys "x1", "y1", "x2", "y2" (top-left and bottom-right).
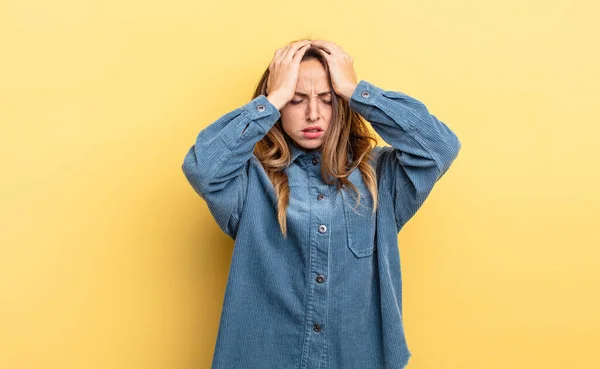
[{"x1": 301, "y1": 177, "x2": 329, "y2": 365}]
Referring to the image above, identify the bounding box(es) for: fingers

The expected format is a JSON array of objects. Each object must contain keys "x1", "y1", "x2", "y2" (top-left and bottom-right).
[
  {"x1": 292, "y1": 43, "x2": 311, "y2": 63},
  {"x1": 311, "y1": 40, "x2": 352, "y2": 62},
  {"x1": 310, "y1": 40, "x2": 341, "y2": 55},
  {"x1": 270, "y1": 45, "x2": 288, "y2": 70},
  {"x1": 270, "y1": 40, "x2": 310, "y2": 70},
  {"x1": 277, "y1": 43, "x2": 295, "y2": 59},
  {"x1": 270, "y1": 39, "x2": 351, "y2": 72},
  {"x1": 282, "y1": 40, "x2": 311, "y2": 61}
]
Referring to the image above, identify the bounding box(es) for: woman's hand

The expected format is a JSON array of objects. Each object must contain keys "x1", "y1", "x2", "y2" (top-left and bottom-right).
[
  {"x1": 310, "y1": 40, "x2": 358, "y2": 100},
  {"x1": 266, "y1": 40, "x2": 312, "y2": 110}
]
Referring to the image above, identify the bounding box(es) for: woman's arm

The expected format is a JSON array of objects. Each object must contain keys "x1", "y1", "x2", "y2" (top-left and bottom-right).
[
  {"x1": 349, "y1": 80, "x2": 462, "y2": 232},
  {"x1": 181, "y1": 96, "x2": 280, "y2": 238},
  {"x1": 182, "y1": 40, "x2": 311, "y2": 239},
  {"x1": 308, "y1": 40, "x2": 461, "y2": 232}
]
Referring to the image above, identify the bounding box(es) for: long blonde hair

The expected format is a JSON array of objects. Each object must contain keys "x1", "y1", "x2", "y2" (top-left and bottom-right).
[{"x1": 252, "y1": 43, "x2": 378, "y2": 237}]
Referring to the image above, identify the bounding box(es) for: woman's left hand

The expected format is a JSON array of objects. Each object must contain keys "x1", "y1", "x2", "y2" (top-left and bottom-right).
[{"x1": 310, "y1": 40, "x2": 358, "y2": 100}]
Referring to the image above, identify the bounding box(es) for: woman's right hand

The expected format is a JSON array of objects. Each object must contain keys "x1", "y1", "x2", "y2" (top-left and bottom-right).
[{"x1": 266, "y1": 40, "x2": 312, "y2": 110}]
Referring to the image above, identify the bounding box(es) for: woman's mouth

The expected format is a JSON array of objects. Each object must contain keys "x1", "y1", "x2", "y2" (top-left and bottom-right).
[{"x1": 302, "y1": 127, "x2": 323, "y2": 139}]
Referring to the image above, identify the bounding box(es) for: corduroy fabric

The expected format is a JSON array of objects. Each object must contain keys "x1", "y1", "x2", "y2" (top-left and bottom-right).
[{"x1": 182, "y1": 80, "x2": 461, "y2": 369}]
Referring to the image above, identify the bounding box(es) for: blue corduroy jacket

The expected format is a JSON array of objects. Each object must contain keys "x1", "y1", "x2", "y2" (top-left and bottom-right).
[{"x1": 182, "y1": 80, "x2": 461, "y2": 369}]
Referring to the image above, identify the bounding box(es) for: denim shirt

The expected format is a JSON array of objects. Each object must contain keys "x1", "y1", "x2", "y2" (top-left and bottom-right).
[{"x1": 182, "y1": 80, "x2": 461, "y2": 369}]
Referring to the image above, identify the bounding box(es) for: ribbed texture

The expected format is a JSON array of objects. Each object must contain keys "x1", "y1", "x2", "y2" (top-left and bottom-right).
[{"x1": 182, "y1": 80, "x2": 461, "y2": 368}]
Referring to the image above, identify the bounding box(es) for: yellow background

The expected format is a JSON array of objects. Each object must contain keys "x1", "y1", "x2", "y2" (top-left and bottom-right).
[{"x1": 1, "y1": 0, "x2": 599, "y2": 368}]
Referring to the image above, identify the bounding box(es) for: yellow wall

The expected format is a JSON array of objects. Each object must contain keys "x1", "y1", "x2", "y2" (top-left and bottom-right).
[{"x1": 1, "y1": 0, "x2": 599, "y2": 368}]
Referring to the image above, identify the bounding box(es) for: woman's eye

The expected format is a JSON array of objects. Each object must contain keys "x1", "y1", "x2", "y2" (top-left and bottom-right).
[{"x1": 289, "y1": 99, "x2": 332, "y2": 105}]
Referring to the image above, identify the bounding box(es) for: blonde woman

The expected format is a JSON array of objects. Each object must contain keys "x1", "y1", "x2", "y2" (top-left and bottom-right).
[{"x1": 182, "y1": 39, "x2": 461, "y2": 369}]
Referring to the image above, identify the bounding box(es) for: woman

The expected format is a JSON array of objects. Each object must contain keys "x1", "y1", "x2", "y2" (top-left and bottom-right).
[{"x1": 182, "y1": 39, "x2": 461, "y2": 369}]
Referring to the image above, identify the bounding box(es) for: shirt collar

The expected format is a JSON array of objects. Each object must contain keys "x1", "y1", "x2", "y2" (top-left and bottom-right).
[
  {"x1": 284, "y1": 136, "x2": 357, "y2": 169},
  {"x1": 285, "y1": 135, "x2": 322, "y2": 165}
]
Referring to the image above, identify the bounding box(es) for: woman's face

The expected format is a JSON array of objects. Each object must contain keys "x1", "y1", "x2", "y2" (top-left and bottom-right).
[{"x1": 280, "y1": 59, "x2": 333, "y2": 150}]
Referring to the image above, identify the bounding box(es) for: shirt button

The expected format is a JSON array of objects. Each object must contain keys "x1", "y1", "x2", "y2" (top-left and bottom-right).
[
  {"x1": 257, "y1": 104, "x2": 265, "y2": 112},
  {"x1": 317, "y1": 194, "x2": 325, "y2": 201},
  {"x1": 313, "y1": 323, "x2": 322, "y2": 333},
  {"x1": 361, "y1": 91, "x2": 370, "y2": 98},
  {"x1": 318, "y1": 225, "x2": 327, "y2": 234},
  {"x1": 316, "y1": 275, "x2": 325, "y2": 283},
  {"x1": 312, "y1": 157, "x2": 319, "y2": 165}
]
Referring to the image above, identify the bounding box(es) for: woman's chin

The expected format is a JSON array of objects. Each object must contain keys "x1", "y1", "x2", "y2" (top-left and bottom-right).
[{"x1": 297, "y1": 140, "x2": 323, "y2": 150}]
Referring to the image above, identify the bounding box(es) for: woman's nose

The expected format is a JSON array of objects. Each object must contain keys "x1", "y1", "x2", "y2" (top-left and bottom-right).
[{"x1": 306, "y1": 98, "x2": 320, "y2": 121}]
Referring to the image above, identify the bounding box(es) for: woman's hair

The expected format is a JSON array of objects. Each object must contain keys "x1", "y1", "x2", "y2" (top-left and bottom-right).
[{"x1": 251, "y1": 42, "x2": 379, "y2": 237}]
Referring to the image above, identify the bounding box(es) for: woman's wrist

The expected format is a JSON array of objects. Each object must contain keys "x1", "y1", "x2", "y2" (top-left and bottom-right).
[
  {"x1": 337, "y1": 84, "x2": 358, "y2": 101},
  {"x1": 266, "y1": 92, "x2": 289, "y2": 111}
]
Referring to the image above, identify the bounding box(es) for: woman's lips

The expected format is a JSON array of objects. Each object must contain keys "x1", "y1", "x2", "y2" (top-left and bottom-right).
[{"x1": 302, "y1": 129, "x2": 323, "y2": 139}]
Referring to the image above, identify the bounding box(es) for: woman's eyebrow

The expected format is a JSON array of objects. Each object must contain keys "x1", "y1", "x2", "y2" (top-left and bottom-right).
[{"x1": 294, "y1": 91, "x2": 331, "y2": 97}]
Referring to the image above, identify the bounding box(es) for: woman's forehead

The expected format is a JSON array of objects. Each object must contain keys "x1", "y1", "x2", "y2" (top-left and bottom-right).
[{"x1": 296, "y1": 62, "x2": 330, "y2": 93}]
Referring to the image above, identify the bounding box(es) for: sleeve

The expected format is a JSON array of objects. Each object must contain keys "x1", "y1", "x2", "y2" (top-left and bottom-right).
[
  {"x1": 181, "y1": 95, "x2": 281, "y2": 239},
  {"x1": 348, "y1": 80, "x2": 462, "y2": 232}
]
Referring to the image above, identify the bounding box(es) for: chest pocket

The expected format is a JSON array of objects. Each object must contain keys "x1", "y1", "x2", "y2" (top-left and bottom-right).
[{"x1": 342, "y1": 184, "x2": 376, "y2": 258}]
